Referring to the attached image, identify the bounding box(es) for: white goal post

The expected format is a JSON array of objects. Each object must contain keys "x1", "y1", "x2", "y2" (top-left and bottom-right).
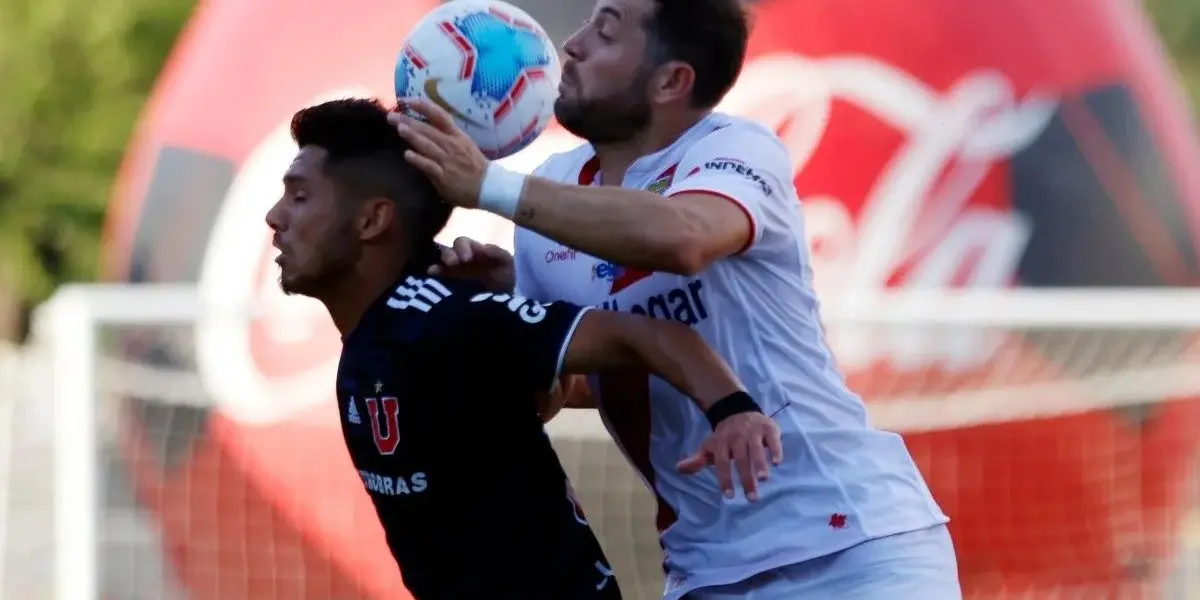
[{"x1": 21, "y1": 283, "x2": 1200, "y2": 600}]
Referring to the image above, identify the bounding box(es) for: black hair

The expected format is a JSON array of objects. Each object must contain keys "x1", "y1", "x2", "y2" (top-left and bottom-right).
[
  {"x1": 289, "y1": 97, "x2": 452, "y2": 244},
  {"x1": 643, "y1": 0, "x2": 751, "y2": 109}
]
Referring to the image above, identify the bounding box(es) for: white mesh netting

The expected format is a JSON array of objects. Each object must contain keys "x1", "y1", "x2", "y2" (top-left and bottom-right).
[{"x1": 2, "y1": 286, "x2": 1198, "y2": 600}]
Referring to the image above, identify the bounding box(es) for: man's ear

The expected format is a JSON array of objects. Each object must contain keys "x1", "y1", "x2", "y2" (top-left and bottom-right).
[
  {"x1": 648, "y1": 60, "x2": 695, "y2": 106},
  {"x1": 357, "y1": 197, "x2": 395, "y2": 242}
]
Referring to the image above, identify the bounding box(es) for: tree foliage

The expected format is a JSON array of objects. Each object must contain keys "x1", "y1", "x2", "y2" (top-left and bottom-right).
[
  {"x1": 0, "y1": 0, "x2": 1196, "y2": 341},
  {"x1": 1147, "y1": 0, "x2": 1200, "y2": 118},
  {"x1": 0, "y1": 0, "x2": 195, "y2": 338}
]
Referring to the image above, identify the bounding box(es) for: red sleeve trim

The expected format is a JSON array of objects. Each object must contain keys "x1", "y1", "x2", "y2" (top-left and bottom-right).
[{"x1": 667, "y1": 189, "x2": 759, "y2": 254}]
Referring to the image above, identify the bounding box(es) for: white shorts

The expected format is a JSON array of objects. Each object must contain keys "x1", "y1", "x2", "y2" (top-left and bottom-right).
[{"x1": 683, "y1": 525, "x2": 962, "y2": 600}]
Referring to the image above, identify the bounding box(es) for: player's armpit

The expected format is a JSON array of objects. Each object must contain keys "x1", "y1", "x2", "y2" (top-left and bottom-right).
[
  {"x1": 535, "y1": 375, "x2": 594, "y2": 422},
  {"x1": 561, "y1": 375, "x2": 595, "y2": 408},
  {"x1": 559, "y1": 310, "x2": 744, "y2": 411}
]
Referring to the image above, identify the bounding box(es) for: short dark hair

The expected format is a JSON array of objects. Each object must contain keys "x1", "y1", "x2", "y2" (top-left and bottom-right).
[
  {"x1": 644, "y1": 0, "x2": 750, "y2": 109},
  {"x1": 289, "y1": 98, "x2": 452, "y2": 244}
]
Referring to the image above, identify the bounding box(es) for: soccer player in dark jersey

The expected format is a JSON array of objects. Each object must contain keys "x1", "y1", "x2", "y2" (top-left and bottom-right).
[{"x1": 265, "y1": 98, "x2": 782, "y2": 600}]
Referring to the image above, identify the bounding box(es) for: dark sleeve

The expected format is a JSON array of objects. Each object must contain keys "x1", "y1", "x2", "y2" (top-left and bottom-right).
[{"x1": 418, "y1": 289, "x2": 591, "y2": 393}]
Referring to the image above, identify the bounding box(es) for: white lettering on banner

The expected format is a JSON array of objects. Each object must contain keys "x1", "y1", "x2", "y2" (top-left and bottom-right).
[
  {"x1": 358, "y1": 469, "x2": 428, "y2": 496},
  {"x1": 718, "y1": 54, "x2": 1054, "y2": 372}
]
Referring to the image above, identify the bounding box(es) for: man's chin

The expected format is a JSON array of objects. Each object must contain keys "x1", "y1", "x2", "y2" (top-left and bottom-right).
[{"x1": 278, "y1": 274, "x2": 308, "y2": 297}]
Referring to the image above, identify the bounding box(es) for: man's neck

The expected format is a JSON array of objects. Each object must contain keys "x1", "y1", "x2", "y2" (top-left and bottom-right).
[
  {"x1": 323, "y1": 248, "x2": 413, "y2": 338},
  {"x1": 593, "y1": 109, "x2": 708, "y2": 186}
]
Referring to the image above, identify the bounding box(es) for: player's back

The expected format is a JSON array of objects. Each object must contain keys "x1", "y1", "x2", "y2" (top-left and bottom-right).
[
  {"x1": 336, "y1": 249, "x2": 618, "y2": 600},
  {"x1": 515, "y1": 113, "x2": 948, "y2": 598}
]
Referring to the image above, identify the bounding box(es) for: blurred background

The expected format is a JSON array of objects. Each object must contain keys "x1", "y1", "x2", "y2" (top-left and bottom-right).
[{"x1": 2, "y1": 0, "x2": 1200, "y2": 598}]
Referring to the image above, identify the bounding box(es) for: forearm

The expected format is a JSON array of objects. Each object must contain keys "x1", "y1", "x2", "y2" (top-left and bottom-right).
[
  {"x1": 514, "y1": 177, "x2": 698, "y2": 273},
  {"x1": 613, "y1": 320, "x2": 743, "y2": 410},
  {"x1": 562, "y1": 311, "x2": 743, "y2": 409},
  {"x1": 638, "y1": 323, "x2": 743, "y2": 409}
]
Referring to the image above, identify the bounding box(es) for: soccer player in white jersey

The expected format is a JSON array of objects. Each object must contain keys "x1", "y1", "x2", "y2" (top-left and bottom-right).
[{"x1": 388, "y1": 0, "x2": 961, "y2": 597}]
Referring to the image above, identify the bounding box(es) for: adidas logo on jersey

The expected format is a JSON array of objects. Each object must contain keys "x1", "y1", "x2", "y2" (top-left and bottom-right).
[
  {"x1": 346, "y1": 397, "x2": 362, "y2": 424},
  {"x1": 598, "y1": 279, "x2": 710, "y2": 325},
  {"x1": 387, "y1": 276, "x2": 452, "y2": 312}
]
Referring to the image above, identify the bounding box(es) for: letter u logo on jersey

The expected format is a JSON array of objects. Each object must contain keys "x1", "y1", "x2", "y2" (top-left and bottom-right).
[{"x1": 364, "y1": 397, "x2": 401, "y2": 455}]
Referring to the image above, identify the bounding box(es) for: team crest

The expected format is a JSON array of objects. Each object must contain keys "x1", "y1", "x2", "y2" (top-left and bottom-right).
[
  {"x1": 646, "y1": 176, "x2": 672, "y2": 195},
  {"x1": 645, "y1": 164, "x2": 677, "y2": 195}
]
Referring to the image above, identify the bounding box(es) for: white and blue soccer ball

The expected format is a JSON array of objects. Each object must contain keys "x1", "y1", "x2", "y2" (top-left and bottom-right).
[{"x1": 395, "y1": 0, "x2": 561, "y2": 160}]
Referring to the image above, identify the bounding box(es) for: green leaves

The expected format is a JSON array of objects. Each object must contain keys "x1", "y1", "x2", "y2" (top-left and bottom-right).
[
  {"x1": 0, "y1": 0, "x2": 194, "y2": 338},
  {"x1": 1146, "y1": 0, "x2": 1200, "y2": 120}
]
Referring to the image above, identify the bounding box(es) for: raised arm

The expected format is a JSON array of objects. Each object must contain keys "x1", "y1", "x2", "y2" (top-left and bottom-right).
[
  {"x1": 390, "y1": 100, "x2": 792, "y2": 276},
  {"x1": 507, "y1": 121, "x2": 790, "y2": 274},
  {"x1": 511, "y1": 179, "x2": 746, "y2": 275}
]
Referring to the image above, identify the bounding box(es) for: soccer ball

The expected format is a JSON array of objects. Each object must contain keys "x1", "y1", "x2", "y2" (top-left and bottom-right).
[{"x1": 394, "y1": 0, "x2": 562, "y2": 160}]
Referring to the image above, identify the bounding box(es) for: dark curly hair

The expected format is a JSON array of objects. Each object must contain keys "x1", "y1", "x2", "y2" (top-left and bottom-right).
[{"x1": 289, "y1": 97, "x2": 452, "y2": 244}]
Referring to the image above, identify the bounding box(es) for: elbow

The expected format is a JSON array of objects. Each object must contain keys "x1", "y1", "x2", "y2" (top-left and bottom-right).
[{"x1": 658, "y1": 231, "x2": 709, "y2": 276}]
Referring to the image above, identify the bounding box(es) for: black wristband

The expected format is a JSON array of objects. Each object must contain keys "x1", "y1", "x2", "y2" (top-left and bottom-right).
[{"x1": 705, "y1": 391, "x2": 763, "y2": 430}]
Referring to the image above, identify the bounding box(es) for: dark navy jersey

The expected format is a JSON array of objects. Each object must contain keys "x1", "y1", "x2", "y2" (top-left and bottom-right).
[{"x1": 336, "y1": 248, "x2": 620, "y2": 600}]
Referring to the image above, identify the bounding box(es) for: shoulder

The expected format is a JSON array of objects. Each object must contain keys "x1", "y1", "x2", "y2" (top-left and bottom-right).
[
  {"x1": 531, "y1": 142, "x2": 595, "y2": 181},
  {"x1": 675, "y1": 114, "x2": 794, "y2": 190},
  {"x1": 690, "y1": 113, "x2": 789, "y2": 161},
  {"x1": 365, "y1": 275, "x2": 492, "y2": 343}
]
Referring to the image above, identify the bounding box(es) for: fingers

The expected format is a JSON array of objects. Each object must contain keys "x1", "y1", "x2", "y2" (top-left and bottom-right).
[
  {"x1": 403, "y1": 149, "x2": 445, "y2": 179},
  {"x1": 398, "y1": 97, "x2": 457, "y2": 133},
  {"x1": 395, "y1": 121, "x2": 448, "y2": 165},
  {"x1": 441, "y1": 244, "x2": 462, "y2": 267},
  {"x1": 710, "y1": 438, "x2": 735, "y2": 499},
  {"x1": 428, "y1": 238, "x2": 495, "y2": 277},
  {"x1": 392, "y1": 111, "x2": 447, "y2": 142},
  {"x1": 748, "y1": 434, "x2": 771, "y2": 483},
  {"x1": 477, "y1": 243, "x2": 513, "y2": 264},
  {"x1": 731, "y1": 440, "x2": 759, "y2": 502},
  {"x1": 766, "y1": 425, "x2": 784, "y2": 465},
  {"x1": 675, "y1": 452, "x2": 710, "y2": 475},
  {"x1": 450, "y1": 237, "x2": 475, "y2": 264}
]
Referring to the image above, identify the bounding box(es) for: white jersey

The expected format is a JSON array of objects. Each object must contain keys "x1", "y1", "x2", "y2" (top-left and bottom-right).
[{"x1": 514, "y1": 113, "x2": 948, "y2": 599}]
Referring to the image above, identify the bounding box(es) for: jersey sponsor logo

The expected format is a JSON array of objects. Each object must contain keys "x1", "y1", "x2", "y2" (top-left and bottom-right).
[
  {"x1": 544, "y1": 247, "x2": 578, "y2": 263},
  {"x1": 364, "y1": 396, "x2": 401, "y2": 455},
  {"x1": 598, "y1": 279, "x2": 709, "y2": 326},
  {"x1": 594, "y1": 261, "x2": 654, "y2": 294},
  {"x1": 470, "y1": 291, "x2": 550, "y2": 324},
  {"x1": 591, "y1": 261, "x2": 624, "y2": 281},
  {"x1": 346, "y1": 397, "x2": 362, "y2": 425},
  {"x1": 690, "y1": 157, "x2": 774, "y2": 197},
  {"x1": 358, "y1": 469, "x2": 428, "y2": 496},
  {"x1": 387, "y1": 276, "x2": 452, "y2": 312}
]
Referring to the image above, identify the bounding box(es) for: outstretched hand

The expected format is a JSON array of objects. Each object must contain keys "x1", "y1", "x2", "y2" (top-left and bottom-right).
[
  {"x1": 677, "y1": 412, "x2": 783, "y2": 502},
  {"x1": 388, "y1": 98, "x2": 489, "y2": 208},
  {"x1": 429, "y1": 236, "x2": 516, "y2": 292}
]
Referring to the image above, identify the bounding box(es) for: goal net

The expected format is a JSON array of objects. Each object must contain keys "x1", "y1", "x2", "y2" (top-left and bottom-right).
[{"x1": 4, "y1": 284, "x2": 1199, "y2": 600}]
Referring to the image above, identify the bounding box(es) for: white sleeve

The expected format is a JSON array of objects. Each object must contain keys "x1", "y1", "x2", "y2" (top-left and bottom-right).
[
  {"x1": 664, "y1": 123, "x2": 795, "y2": 255},
  {"x1": 513, "y1": 155, "x2": 567, "y2": 301},
  {"x1": 512, "y1": 228, "x2": 546, "y2": 300}
]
